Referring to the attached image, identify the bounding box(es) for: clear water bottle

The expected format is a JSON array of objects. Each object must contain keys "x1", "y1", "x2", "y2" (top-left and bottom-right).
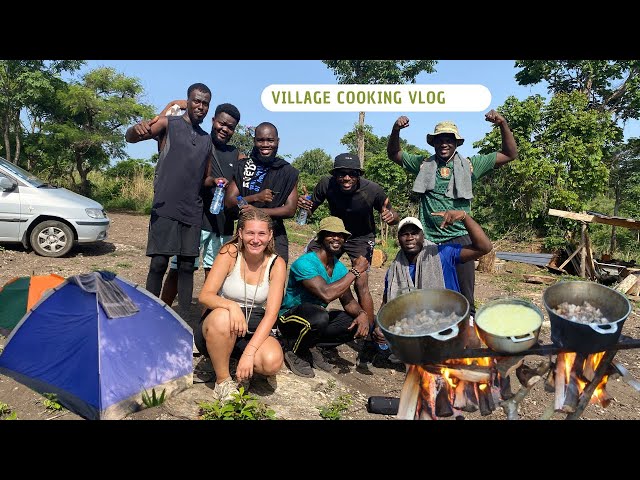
[
  {"x1": 296, "y1": 195, "x2": 312, "y2": 225},
  {"x1": 209, "y1": 181, "x2": 225, "y2": 214},
  {"x1": 237, "y1": 195, "x2": 248, "y2": 207}
]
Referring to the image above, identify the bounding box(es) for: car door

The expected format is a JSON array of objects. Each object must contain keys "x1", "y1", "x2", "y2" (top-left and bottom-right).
[{"x1": 0, "y1": 171, "x2": 22, "y2": 242}]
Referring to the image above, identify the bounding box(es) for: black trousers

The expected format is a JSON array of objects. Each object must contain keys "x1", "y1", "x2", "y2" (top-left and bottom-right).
[{"x1": 277, "y1": 303, "x2": 355, "y2": 354}]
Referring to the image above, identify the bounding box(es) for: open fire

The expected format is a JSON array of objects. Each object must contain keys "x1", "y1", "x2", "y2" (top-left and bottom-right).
[{"x1": 398, "y1": 349, "x2": 614, "y2": 420}]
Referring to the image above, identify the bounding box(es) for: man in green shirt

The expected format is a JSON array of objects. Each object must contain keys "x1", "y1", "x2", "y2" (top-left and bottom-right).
[{"x1": 385, "y1": 110, "x2": 517, "y2": 316}]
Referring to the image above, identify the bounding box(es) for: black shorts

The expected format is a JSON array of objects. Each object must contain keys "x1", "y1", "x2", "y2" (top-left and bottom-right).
[
  {"x1": 306, "y1": 233, "x2": 375, "y2": 263},
  {"x1": 194, "y1": 307, "x2": 270, "y2": 358},
  {"x1": 145, "y1": 213, "x2": 200, "y2": 257}
]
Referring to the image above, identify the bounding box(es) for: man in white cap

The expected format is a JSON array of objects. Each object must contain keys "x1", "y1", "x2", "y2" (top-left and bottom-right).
[
  {"x1": 385, "y1": 110, "x2": 517, "y2": 317},
  {"x1": 372, "y1": 211, "x2": 493, "y2": 359}
]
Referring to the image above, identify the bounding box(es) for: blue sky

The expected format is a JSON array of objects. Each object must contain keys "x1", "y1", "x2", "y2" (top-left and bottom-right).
[{"x1": 80, "y1": 60, "x2": 640, "y2": 163}]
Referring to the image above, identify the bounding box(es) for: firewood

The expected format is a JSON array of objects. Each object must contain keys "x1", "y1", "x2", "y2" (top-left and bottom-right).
[
  {"x1": 544, "y1": 368, "x2": 555, "y2": 393},
  {"x1": 554, "y1": 354, "x2": 567, "y2": 411},
  {"x1": 563, "y1": 353, "x2": 586, "y2": 413},
  {"x1": 453, "y1": 380, "x2": 478, "y2": 412},
  {"x1": 397, "y1": 365, "x2": 421, "y2": 420},
  {"x1": 475, "y1": 383, "x2": 493, "y2": 416},
  {"x1": 523, "y1": 274, "x2": 557, "y2": 285},
  {"x1": 567, "y1": 350, "x2": 617, "y2": 420},
  {"x1": 501, "y1": 358, "x2": 551, "y2": 420},
  {"x1": 423, "y1": 363, "x2": 491, "y2": 383},
  {"x1": 500, "y1": 375, "x2": 514, "y2": 400},
  {"x1": 616, "y1": 274, "x2": 639, "y2": 294},
  {"x1": 496, "y1": 356, "x2": 524, "y2": 380},
  {"x1": 435, "y1": 377, "x2": 454, "y2": 418},
  {"x1": 517, "y1": 363, "x2": 545, "y2": 388}
]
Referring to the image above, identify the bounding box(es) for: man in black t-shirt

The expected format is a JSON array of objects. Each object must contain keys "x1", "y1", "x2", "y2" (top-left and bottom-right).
[
  {"x1": 159, "y1": 103, "x2": 245, "y2": 306},
  {"x1": 299, "y1": 153, "x2": 400, "y2": 329}
]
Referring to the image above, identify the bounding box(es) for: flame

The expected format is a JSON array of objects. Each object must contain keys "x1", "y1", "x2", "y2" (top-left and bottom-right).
[{"x1": 558, "y1": 351, "x2": 610, "y2": 406}]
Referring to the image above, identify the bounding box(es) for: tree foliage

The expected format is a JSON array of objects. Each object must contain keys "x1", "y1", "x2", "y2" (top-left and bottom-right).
[{"x1": 322, "y1": 60, "x2": 437, "y2": 167}]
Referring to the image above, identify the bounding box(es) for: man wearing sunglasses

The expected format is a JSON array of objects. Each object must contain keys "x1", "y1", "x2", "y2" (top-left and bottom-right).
[{"x1": 298, "y1": 153, "x2": 400, "y2": 334}]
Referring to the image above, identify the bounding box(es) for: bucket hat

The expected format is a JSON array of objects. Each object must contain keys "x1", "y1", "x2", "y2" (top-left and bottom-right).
[
  {"x1": 316, "y1": 216, "x2": 351, "y2": 240},
  {"x1": 330, "y1": 153, "x2": 364, "y2": 174},
  {"x1": 426, "y1": 121, "x2": 464, "y2": 147}
]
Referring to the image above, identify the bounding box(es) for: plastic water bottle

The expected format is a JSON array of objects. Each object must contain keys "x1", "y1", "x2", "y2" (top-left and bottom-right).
[
  {"x1": 296, "y1": 195, "x2": 312, "y2": 225},
  {"x1": 209, "y1": 181, "x2": 225, "y2": 214},
  {"x1": 237, "y1": 195, "x2": 248, "y2": 207}
]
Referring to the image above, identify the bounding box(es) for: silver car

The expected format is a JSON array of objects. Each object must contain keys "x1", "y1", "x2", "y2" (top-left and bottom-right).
[{"x1": 0, "y1": 156, "x2": 110, "y2": 257}]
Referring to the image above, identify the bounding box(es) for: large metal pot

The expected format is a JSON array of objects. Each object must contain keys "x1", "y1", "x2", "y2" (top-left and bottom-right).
[
  {"x1": 376, "y1": 288, "x2": 469, "y2": 364},
  {"x1": 543, "y1": 281, "x2": 632, "y2": 353},
  {"x1": 474, "y1": 298, "x2": 543, "y2": 354}
]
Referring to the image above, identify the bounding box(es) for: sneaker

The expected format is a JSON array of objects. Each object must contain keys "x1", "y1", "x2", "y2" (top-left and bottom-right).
[
  {"x1": 284, "y1": 350, "x2": 315, "y2": 378},
  {"x1": 213, "y1": 377, "x2": 240, "y2": 403},
  {"x1": 310, "y1": 346, "x2": 334, "y2": 372}
]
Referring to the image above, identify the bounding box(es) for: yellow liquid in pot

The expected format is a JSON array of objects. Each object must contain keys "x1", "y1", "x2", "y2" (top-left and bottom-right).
[{"x1": 476, "y1": 304, "x2": 541, "y2": 337}]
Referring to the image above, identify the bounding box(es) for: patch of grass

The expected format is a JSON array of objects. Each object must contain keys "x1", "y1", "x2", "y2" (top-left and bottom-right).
[
  {"x1": 198, "y1": 387, "x2": 275, "y2": 420},
  {"x1": 116, "y1": 262, "x2": 132, "y2": 268},
  {"x1": 141, "y1": 387, "x2": 166, "y2": 408},
  {"x1": 42, "y1": 393, "x2": 63, "y2": 411},
  {"x1": 317, "y1": 394, "x2": 352, "y2": 420}
]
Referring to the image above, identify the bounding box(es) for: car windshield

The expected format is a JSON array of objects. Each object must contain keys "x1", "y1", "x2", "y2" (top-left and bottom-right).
[{"x1": 0, "y1": 156, "x2": 44, "y2": 187}]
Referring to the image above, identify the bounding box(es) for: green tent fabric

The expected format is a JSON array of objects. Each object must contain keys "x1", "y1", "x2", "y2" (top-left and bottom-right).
[{"x1": 0, "y1": 277, "x2": 30, "y2": 331}]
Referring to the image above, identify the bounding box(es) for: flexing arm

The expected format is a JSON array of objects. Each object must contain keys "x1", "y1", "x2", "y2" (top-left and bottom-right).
[
  {"x1": 386, "y1": 116, "x2": 410, "y2": 166},
  {"x1": 300, "y1": 255, "x2": 368, "y2": 304},
  {"x1": 485, "y1": 109, "x2": 518, "y2": 167},
  {"x1": 431, "y1": 210, "x2": 493, "y2": 263}
]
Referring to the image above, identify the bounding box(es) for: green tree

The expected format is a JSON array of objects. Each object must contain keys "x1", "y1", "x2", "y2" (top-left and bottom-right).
[
  {"x1": 292, "y1": 148, "x2": 333, "y2": 195},
  {"x1": 514, "y1": 60, "x2": 640, "y2": 122},
  {"x1": 229, "y1": 123, "x2": 255, "y2": 157},
  {"x1": 322, "y1": 60, "x2": 437, "y2": 167},
  {"x1": 43, "y1": 67, "x2": 155, "y2": 195},
  {"x1": 0, "y1": 60, "x2": 84, "y2": 164}
]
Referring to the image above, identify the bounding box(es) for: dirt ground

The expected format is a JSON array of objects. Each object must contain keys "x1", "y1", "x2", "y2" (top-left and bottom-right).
[{"x1": 1, "y1": 211, "x2": 640, "y2": 421}]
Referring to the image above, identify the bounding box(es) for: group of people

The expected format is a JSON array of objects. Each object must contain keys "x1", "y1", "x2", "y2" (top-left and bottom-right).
[{"x1": 125, "y1": 82, "x2": 518, "y2": 403}]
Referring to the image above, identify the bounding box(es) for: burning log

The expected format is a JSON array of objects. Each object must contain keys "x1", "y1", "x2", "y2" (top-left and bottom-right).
[
  {"x1": 397, "y1": 365, "x2": 421, "y2": 419},
  {"x1": 567, "y1": 350, "x2": 617, "y2": 420},
  {"x1": 554, "y1": 354, "x2": 567, "y2": 411},
  {"x1": 501, "y1": 358, "x2": 551, "y2": 420},
  {"x1": 500, "y1": 376, "x2": 514, "y2": 400},
  {"x1": 475, "y1": 383, "x2": 493, "y2": 416},
  {"x1": 453, "y1": 380, "x2": 479, "y2": 412},
  {"x1": 562, "y1": 353, "x2": 586, "y2": 413},
  {"x1": 544, "y1": 368, "x2": 555, "y2": 393},
  {"x1": 434, "y1": 376, "x2": 454, "y2": 418},
  {"x1": 496, "y1": 356, "x2": 524, "y2": 379},
  {"x1": 423, "y1": 363, "x2": 491, "y2": 383}
]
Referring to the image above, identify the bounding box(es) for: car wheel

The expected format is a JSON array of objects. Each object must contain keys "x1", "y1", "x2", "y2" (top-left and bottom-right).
[{"x1": 29, "y1": 220, "x2": 74, "y2": 257}]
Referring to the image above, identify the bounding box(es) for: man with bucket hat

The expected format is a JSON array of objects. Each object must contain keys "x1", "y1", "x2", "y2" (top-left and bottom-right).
[
  {"x1": 277, "y1": 216, "x2": 370, "y2": 377},
  {"x1": 297, "y1": 152, "x2": 400, "y2": 329},
  {"x1": 386, "y1": 110, "x2": 517, "y2": 317}
]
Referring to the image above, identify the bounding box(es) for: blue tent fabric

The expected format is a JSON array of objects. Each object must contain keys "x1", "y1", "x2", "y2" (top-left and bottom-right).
[{"x1": 0, "y1": 274, "x2": 193, "y2": 420}]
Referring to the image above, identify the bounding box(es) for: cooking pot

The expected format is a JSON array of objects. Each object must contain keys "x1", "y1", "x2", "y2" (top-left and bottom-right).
[
  {"x1": 376, "y1": 288, "x2": 469, "y2": 364},
  {"x1": 474, "y1": 298, "x2": 543, "y2": 354},
  {"x1": 543, "y1": 281, "x2": 632, "y2": 353}
]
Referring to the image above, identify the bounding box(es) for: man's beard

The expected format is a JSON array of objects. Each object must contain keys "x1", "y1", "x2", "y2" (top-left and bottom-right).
[
  {"x1": 251, "y1": 146, "x2": 278, "y2": 165},
  {"x1": 212, "y1": 134, "x2": 228, "y2": 149}
]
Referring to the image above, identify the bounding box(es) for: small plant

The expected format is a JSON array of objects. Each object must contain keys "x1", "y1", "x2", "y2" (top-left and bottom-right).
[
  {"x1": 318, "y1": 394, "x2": 352, "y2": 420},
  {"x1": 199, "y1": 387, "x2": 276, "y2": 420},
  {"x1": 141, "y1": 387, "x2": 166, "y2": 408},
  {"x1": 116, "y1": 262, "x2": 132, "y2": 268},
  {"x1": 0, "y1": 402, "x2": 17, "y2": 420},
  {"x1": 42, "y1": 393, "x2": 63, "y2": 411}
]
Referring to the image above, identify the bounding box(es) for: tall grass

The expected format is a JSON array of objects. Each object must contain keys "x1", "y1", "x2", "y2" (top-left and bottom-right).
[{"x1": 90, "y1": 169, "x2": 153, "y2": 213}]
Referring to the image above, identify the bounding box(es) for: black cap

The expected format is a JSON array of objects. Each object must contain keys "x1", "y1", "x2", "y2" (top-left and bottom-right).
[{"x1": 331, "y1": 153, "x2": 364, "y2": 173}]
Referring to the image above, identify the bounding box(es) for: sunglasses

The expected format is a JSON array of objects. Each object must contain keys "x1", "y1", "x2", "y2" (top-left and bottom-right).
[{"x1": 335, "y1": 170, "x2": 361, "y2": 178}]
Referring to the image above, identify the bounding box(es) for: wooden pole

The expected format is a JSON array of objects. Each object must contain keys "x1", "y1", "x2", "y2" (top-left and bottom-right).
[{"x1": 580, "y1": 222, "x2": 587, "y2": 278}]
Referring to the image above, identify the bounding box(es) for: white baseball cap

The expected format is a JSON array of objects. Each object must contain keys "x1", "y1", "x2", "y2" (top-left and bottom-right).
[{"x1": 398, "y1": 216, "x2": 423, "y2": 233}]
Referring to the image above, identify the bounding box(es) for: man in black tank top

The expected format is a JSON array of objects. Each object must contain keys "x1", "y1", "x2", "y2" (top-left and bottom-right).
[
  {"x1": 160, "y1": 103, "x2": 246, "y2": 307},
  {"x1": 125, "y1": 83, "x2": 225, "y2": 324}
]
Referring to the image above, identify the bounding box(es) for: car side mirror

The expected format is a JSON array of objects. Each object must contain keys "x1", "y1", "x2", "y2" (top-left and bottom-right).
[{"x1": 0, "y1": 176, "x2": 17, "y2": 192}]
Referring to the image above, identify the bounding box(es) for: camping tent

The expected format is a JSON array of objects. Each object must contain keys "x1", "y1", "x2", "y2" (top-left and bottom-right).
[
  {"x1": 0, "y1": 274, "x2": 65, "y2": 335},
  {"x1": 0, "y1": 272, "x2": 193, "y2": 420}
]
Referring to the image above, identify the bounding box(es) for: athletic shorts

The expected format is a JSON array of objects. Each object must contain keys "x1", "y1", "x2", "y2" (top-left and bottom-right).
[
  {"x1": 145, "y1": 213, "x2": 200, "y2": 257},
  {"x1": 169, "y1": 232, "x2": 232, "y2": 270}
]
